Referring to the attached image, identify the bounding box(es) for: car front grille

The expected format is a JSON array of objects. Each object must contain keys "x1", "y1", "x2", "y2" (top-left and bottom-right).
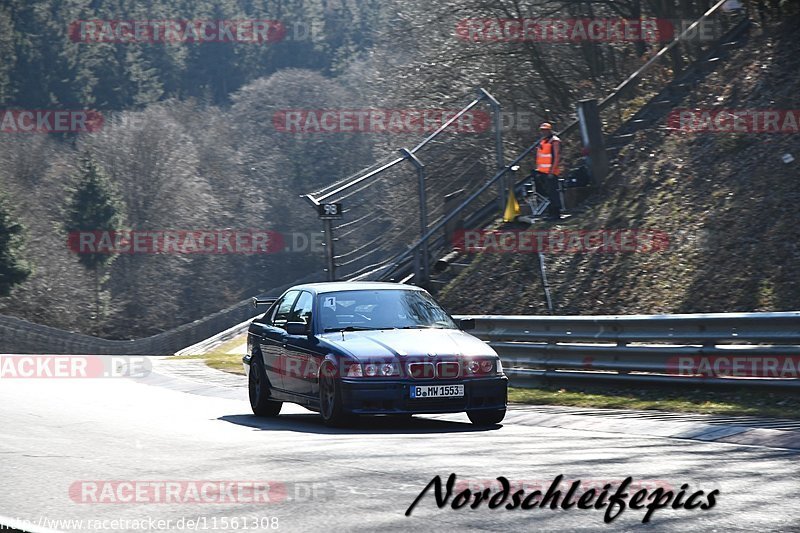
[
  {"x1": 407, "y1": 361, "x2": 462, "y2": 379},
  {"x1": 437, "y1": 362, "x2": 460, "y2": 379},
  {"x1": 407, "y1": 362, "x2": 435, "y2": 379}
]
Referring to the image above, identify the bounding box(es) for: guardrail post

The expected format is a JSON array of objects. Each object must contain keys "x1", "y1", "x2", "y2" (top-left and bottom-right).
[
  {"x1": 323, "y1": 219, "x2": 336, "y2": 281},
  {"x1": 480, "y1": 88, "x2": 506, "y2": 215},
  {"x1": 401, "y1": 148, "x2": 429, "y2": 285},
  {"x1": 577, "y1": 99, "x2": 609, "y2": 187},
  {"x1": 615, "y1": 329, "x2": 629, "y2": 374}
]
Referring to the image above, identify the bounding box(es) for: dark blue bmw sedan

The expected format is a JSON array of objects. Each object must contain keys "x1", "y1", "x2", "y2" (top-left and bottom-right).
[{"x1": 243, "y1": 282, "x2": 508, "y2": 426}]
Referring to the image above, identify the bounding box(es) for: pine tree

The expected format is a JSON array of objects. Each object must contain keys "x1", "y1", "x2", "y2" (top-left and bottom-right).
[
  {"x1": 0, "y1": 191, "x2": 31, "y2": 296},
  {"x1": 64, "y1": 151, "x2": 125, "y2": 326}
]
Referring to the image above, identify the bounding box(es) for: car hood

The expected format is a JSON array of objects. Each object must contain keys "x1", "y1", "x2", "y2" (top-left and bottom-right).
[{"x1": 318, "y1": 328, "x2": 496, "y2": 360}]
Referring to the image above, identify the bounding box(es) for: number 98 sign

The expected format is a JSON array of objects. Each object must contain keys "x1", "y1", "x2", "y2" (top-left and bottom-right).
[{"x1": 318, "y1": 203, "x2": 343, "y2": 220}]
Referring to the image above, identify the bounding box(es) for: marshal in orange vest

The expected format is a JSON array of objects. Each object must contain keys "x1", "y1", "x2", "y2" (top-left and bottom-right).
[{"x1": 536, "y1": 136, "x2": 562, "y2": 176}]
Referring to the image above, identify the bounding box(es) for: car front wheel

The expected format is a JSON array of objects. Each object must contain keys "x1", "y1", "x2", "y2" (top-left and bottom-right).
[
  {"x1": 249, "y1": 353, "x2": 282, "y2": 417},
  {"x1": 467, "y1": 409, "x2": 506, "y2": 426},
  {"x1": 319, "y1": 363, "x2": 351, "y2": 427}
]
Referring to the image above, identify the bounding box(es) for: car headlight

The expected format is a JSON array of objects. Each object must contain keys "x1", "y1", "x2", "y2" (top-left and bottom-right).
[
  {"x1": 465, "y1": 358, "x2": 499, "y2": 376},
  {"x1": 344, "y1": 362, "x2": 399, "y2": 377},
  {"x1": 345, "y1": 363, "x2": 363, "y2": 377},
  {"x1": 380, "y1": 363, "x2": 399, "y2": 376}
]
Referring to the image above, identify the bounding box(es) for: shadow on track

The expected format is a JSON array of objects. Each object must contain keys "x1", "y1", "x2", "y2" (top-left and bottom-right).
[{"x1": 218, "y1": 413, "x2": 502, "y2": 435}]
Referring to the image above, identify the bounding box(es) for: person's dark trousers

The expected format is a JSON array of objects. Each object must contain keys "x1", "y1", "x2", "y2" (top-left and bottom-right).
[
  {"x1": 533, "y1": 171, "x2": 561, "y2": 218},
  {"x1": 545, "y1": 173, "x2": 562, "y2": 218},
  {"x1": 533, "y1": 171, "x2": 548, "y2": 197}
]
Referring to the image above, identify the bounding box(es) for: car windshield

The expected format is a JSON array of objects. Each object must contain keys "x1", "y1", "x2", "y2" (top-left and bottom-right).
[{"x1": 318, "y1": 289, "x2": 457, "y2": 332}]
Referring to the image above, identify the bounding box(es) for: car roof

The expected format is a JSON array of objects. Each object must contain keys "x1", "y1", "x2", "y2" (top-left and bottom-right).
[{"x1": 289, "y1": 282, "x2": 424, "y2": 295}]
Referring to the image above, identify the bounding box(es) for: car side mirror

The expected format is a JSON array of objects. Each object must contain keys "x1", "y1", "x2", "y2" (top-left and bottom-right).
[
  {"x1": 459, "y1": 318, "x2": 476, "y2": 331},
  {"x1": 285, "y1": 322, "x2": 310, "y2": 336}
]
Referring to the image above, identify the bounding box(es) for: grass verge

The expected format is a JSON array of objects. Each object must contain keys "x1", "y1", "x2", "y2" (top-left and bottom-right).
[
  {"x1": 509, "y1": 385, "x2": 800, "y2": 419},
  {"x1": 172, "y1": 335, "x2": 247, "y2": 375}
]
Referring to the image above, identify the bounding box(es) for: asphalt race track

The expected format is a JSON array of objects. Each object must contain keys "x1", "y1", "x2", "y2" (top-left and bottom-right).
[{"x1": 1, "y1": 358, "x2": 799, "y2": 533}]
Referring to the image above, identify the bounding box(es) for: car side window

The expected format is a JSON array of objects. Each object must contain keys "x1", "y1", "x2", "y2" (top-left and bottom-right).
[
  {"x1": 289, "y1": 291, "x2": 313, "y2": 326},
  {"x1": 270, "y1": 291, "x2": 300, "y2": 327}
]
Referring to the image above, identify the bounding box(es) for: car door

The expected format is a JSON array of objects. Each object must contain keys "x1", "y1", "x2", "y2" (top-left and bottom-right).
[
  {"x1": 282, "y1": 290, "x2": 317, "y2": 397},
  {"x1": 256, "y1": 290, "x2": 300, "y2": 392}
]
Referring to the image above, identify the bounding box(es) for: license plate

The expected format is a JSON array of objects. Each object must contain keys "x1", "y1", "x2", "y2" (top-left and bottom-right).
[{"x1": 410, "y1": 384, "x2": 464, "y2": 399}]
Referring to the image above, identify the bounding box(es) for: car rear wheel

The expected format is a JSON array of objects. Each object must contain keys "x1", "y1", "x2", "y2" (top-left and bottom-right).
[
  {"x1": 467, "y1": 408, "x2": 506, "y2": 426},
  {"x1": 249, "y1": 353, "x2": 282, "y2": 417},
  {"x1": 319, "y1": 363, "x2": 351, "y2": 427}
]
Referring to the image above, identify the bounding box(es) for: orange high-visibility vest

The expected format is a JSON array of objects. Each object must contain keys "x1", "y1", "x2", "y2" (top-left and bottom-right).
[{"x1": 536, "y1": 136, "x2": 561, "y2": 175}]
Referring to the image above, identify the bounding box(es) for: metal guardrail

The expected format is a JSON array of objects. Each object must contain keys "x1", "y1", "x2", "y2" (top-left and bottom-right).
[{"x1": 453, "y1": 312, "x2": 800, "y2": 389}]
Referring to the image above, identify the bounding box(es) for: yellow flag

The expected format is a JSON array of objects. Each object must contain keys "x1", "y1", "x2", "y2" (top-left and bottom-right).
[{"x1": 503, "y1": 187, "x2": 520, "y2": 222}]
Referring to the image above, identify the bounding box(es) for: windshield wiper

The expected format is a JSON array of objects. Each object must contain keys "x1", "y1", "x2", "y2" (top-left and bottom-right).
[
  {"x1": 398, "y1": 325, "x2": 447, "y2": 329},
  {"x1": 323, "y1": 326, "x2": 378, "y2": 333}
]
